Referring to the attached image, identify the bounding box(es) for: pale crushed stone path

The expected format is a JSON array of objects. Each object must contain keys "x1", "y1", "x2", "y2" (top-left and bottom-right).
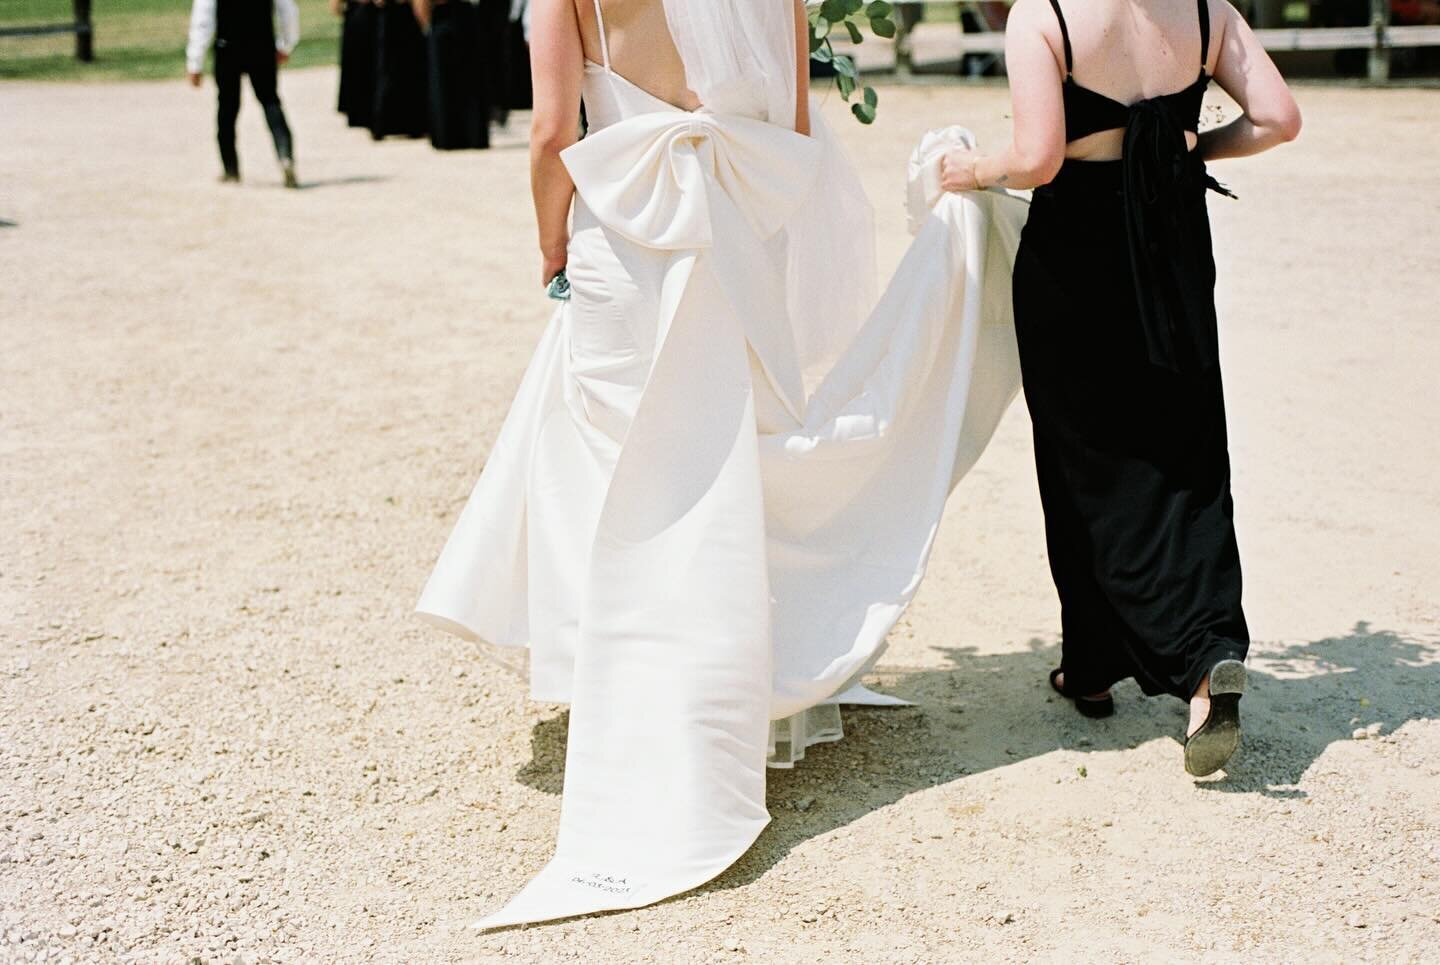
[{"x1": 2, "y1": 70, "x2": 1439, "y2": 963}]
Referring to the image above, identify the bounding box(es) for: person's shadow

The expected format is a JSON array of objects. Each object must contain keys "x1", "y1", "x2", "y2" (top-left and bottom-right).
[
  {"x1": 291, "y1": 175, "x2": 390, "y2": 191},
  {"x1": 514, "y1": 621, "x2": 1436, "y2": 894}
]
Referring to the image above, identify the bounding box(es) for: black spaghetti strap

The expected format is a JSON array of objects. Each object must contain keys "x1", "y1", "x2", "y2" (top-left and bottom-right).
[
  {"x1": 1046, "y1": 0, "x2": 1074, "y2": 78},
  {"x1": 1197, "y1": 0, "x2": 1211, "y2": 69}
]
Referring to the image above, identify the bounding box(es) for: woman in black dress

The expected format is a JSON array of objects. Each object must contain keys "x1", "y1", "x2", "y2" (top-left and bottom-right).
[
  {"x1": 334, "y1": 0, "x2": 376, "y2": 128},
  {"x1": 940, "y1": 0, "x2": 1300, "y2": 775},
  {"x1": 412, "y1": 0, "x2": 509, "y2": 150},
  {"x1": 369, "y1": 0, "x2": 429, "y2": 139}
]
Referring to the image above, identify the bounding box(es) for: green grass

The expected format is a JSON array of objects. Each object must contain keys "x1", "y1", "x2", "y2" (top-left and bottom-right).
[
  {"x1": 0, "y1": 0, "x2": 969, "y2": 82},
  {"x1": 0, "y1": 0, "x2": 340, "y2": 81}
]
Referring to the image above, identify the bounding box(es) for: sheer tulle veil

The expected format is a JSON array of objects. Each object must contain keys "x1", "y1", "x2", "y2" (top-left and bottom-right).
[{"x1": 664, "y1": 0, "x2": 877, "y2": 387}]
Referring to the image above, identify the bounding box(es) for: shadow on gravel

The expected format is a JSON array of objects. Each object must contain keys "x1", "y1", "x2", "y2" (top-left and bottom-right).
[
  {"x1": 516, "y1": 711, "x2": 569, "y2": 796},
  {"x1": 510, "y1": 621, "x2": 1437, "y2": 895},
  {"x1": 292, "y1": 175, "x2": 390, "y2": 191},
  {"x1": 1195, "y1": 622, "x2": 1438, "y2": 795}
]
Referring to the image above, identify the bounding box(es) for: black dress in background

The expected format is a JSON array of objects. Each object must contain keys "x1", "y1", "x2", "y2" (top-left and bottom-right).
[
  {"x1": 337, "y1": 0, "x2": 376, "y2": 128},
  {"x1": 502, "y1": 2, "x2": 532, "y2": 113},
  {"x1": 425, "y1": 0, "x2": 529, "y2": 149},
  {"x1": 370, "y1": 0, "x2": 428, "y2": 140},
  {"x1": 425, "y1": 0, "x2": 490, "y2": 149}
]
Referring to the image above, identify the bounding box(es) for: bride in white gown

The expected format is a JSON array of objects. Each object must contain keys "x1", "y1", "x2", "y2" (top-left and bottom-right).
[{"x1": 417, "y1": 0, "x2": 1030, "y2": 928}]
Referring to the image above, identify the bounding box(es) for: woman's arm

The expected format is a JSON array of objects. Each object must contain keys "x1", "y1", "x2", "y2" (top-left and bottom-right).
[
  {"x1": 793, "y1": 0, "x2": 811, "y2": 136},
  {"x1": 529, "y1": 0, "x2": 585, "y2": 286},
  {"x1": 941, "y1": 0, "x2": 1066, "y2": 192},
  {"x1": 1199, "y1": 4, "x2": 1302, "y2": 161}
]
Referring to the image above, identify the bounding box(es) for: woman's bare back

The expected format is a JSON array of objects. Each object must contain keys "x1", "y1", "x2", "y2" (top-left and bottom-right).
[
  {"x1": 574, "y1": 0, "x2": 701, "y2": 111},
  {"x1": 1049, "y1": 0, "x2": 1224, "y2": 159}
]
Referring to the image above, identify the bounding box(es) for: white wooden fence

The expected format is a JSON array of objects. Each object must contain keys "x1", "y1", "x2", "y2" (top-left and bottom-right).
[{"x1": 890, "y1": 0, "x2": 1440, "y2": 81}]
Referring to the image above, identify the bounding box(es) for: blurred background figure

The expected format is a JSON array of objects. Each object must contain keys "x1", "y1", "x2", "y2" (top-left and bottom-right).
[
  {"x1": 334, "y1": 0, "x2": 376, "y2": 129},
  {"x1": 413, "y1": 0, "x2": 499, "y2": 150},
  {"x1": 498, "y1": 0, "x2": 533, "y2": 126},
  {"x1": 369, "y1": 0, "x2": 428, "y2": 140},
  {"x1": 186, "y1": 0, "x2": 300, "y2": 187},
  {"x1": 1392, "y1": 0, "x2": 1440, "y2": 22}
]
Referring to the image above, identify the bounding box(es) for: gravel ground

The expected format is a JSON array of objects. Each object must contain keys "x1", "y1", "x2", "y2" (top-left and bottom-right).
[{"x1": 2, "y1": 69, "x2": 1438, "y2": 964}]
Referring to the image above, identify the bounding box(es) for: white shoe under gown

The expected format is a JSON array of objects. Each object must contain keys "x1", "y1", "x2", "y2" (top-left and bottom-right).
[{"x1": 415, "y1": 31, "x2": 1031, "y2": 927}]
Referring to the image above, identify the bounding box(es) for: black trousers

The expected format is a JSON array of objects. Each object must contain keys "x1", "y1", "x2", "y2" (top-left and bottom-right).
[
  {"x1": 426, "y1": 2, "x2": 488, "y2": 149},
  {"x1": 1012, "y1": 160, "x2": 1249, "y2": 701},
  {"x1": 215, "y1": 45, "x2": 293, "y2": 175}
]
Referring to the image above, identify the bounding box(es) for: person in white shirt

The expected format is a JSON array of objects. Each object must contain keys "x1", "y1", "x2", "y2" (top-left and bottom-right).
[{"x1": 186, "y1": 0, "x2": 301, "y2": 187}]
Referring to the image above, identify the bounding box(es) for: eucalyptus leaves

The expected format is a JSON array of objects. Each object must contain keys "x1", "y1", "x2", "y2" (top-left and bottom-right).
[{"x1": 808, "y1": 0, "x2": 898, "y2": 124}]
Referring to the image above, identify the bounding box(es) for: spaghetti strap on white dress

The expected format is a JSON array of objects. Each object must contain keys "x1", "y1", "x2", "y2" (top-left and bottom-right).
[{"x1": 416, "y1": 0, "x2": 1030, "y2": 928}]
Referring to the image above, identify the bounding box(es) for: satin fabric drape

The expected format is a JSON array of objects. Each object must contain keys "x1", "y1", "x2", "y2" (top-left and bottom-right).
[{"x1": 417, "y1": 101, "x2": 1027, "y2": 925}]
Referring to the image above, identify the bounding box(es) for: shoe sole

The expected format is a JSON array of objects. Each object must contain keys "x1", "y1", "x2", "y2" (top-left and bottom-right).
[{"x1": 1184, "y1": 659, "x2": 1245, "y2": 777}]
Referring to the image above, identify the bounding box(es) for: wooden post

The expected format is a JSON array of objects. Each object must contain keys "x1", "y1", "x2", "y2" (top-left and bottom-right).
[
  {"x1": 1368, "y1": 0, "x2": 1390, "y2": 82},
  {"x1": 74, "y1": 0, "x2": 93, "y2": 62},
  {"x1": 894, "y1": 5, "x2": 913, "y2": 79}
]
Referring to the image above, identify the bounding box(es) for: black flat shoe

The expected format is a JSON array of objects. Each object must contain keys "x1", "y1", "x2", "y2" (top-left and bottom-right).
[
  {"x1": 1184, "y1": 659, "x2": 1246, "y2": 777},
  {"x1": 1049, "y1": 668, "x2": 1114, "y2": 719}
]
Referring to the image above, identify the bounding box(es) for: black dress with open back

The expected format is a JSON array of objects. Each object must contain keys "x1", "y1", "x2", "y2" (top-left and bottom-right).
[{"x1": 1011, "y1": 0, "x2": 1249, "y2": 701}]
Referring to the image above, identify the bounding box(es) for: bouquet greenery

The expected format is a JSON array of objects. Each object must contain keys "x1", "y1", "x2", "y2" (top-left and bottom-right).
[{"x1": 807, "y1": 0, "x2": 898, "y2": 124}]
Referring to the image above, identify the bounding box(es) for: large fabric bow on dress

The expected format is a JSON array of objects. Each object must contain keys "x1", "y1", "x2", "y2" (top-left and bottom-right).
[
  {"x1": 563, "y1": 109, "x2": 823, "y2": 422},
  {"x1": 563, "y1": 109, "x2": 823, "y2": 249}
]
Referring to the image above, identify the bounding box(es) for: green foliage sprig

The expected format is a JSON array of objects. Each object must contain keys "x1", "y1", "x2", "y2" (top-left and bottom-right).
[{"x1": 808, "y1": 0, "x2": 897, "y2": 124}]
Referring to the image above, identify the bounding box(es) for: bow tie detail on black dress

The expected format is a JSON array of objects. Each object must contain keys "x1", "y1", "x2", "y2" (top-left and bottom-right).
[{"x1": 1121, "y1": 99, "x2": 1235, "y2": 375}]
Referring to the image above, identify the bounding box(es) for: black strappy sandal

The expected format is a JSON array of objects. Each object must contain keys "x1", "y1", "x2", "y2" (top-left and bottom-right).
[
  {"x1": 1184, "y1": 659, "x2": 1246, "y2": 777},
  {"x1": 1049, "y1": 668, "x2": 1115, "y2": 719}
]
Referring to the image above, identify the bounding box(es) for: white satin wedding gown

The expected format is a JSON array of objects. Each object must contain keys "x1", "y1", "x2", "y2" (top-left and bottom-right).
[{"x1": 417, "y1": 0, "x2": 1029, "y2": 928}]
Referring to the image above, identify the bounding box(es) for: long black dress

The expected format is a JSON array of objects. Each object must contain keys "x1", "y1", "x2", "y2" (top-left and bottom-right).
[
  {"x1": 1013, "y1": 0, "x2": 1249, "y2": 702},
  {"x1": 424, "y1": 0, "x2": 501, "y2": 149},
  {"x1": 338, "y1": 0, "x2": 376, "y2": 128},
  {"x1": 370, "y1": 0, "x2": 428, "y2": 140},
  {"x1": 501, "y1": 1, "x2": 532, "y2": 113}
]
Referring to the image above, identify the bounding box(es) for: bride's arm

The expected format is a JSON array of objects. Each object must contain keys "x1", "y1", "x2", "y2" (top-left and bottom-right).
[
  {"x1": 529, "y1": 0, "x2": 585, "y2": 287},
  {"x1": 793, "y1": 0, "x2": 811, "y2": 136},
  {"x1": 941, "y1": 0, "x2": 1065, "y2": 191}
]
